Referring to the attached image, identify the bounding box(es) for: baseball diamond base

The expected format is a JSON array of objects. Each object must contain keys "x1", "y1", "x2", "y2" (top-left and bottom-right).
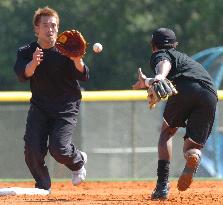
[{"x1": 0, "y1": 187, "x2": 50, "y2": 196}]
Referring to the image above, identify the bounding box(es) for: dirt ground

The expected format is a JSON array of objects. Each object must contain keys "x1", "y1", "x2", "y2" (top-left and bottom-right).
[{"x1": 0, "y1": 180, "x2": 223, "y2": 205}]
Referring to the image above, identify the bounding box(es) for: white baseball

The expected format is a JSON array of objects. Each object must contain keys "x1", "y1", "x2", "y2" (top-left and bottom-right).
[{"x1": 93, "y1": 43, "x2": 103, "y2": 53}]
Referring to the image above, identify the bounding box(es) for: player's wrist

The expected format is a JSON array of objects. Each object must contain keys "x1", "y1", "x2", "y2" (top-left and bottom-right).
[
  {"x1": 25, "y1": 61, "x2": 37, "y2": 77},
  {"x1": 31, "y1": 59, "x2": 39, "y2": 68},
  {"x1": 73, "y1": 58, "x2": 85, "y2": 72},
  {"x1": 145, "y1": 78, "x2": 154, "y2": 87},
  {"x1": 154, "y1": 74, "x2": 165, "y2": 81}
]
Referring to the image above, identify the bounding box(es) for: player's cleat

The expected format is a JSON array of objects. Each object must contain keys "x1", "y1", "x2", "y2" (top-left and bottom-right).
[
  {"x1": 72, "y1": 151, "x2": 87, "y2": 186},
  {"x1": 151, "y1": 182, "x2": 170, "y2": 200},
  {"x1": 35, "y1": 184, "x2": 51, "y2": 193},
  {"x1": 177, "y1": 153, "x2": 201, "y2": 191}
]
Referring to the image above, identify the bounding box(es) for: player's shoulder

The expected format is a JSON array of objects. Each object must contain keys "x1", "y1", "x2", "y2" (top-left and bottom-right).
[
  {"x1": 168, "y1": 48, "x2": 188, "y2": 58},
  {"x1": 166, "y1": 48, "x2": 190, "y2": 62},
  {"x1": 18, "y1": 41, "x2": 37, "y2": 53},
  {"x1": 151, "y1": 49, "x2": 172, "y2": 62},
  {"x1": 152, "y1": 49, "x2": 171, "y2": 58}
]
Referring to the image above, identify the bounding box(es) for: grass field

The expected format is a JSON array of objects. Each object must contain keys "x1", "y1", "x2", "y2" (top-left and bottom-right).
[{"x1": 0, "y1": 179, "x2": 223, "y2": 204}]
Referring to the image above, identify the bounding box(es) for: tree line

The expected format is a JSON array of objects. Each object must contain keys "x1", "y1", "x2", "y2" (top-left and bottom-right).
[{"x1": 0, "y1": 0, "x2": 222, "y2": 90}]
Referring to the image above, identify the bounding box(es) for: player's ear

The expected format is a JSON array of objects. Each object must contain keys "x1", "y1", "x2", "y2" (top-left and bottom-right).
[
  {"x1": 56, "y1": 25, "x2": 59, "y2": 33},
  {"x1": 151, "y1": 41, "x2": 157, "y2": 53},
  {"x1": 34, "y1": 25, "x2": 39, "y2": 37},
  {"x1": 173, "y1": 42, "x2": 178, "y2": 48}
]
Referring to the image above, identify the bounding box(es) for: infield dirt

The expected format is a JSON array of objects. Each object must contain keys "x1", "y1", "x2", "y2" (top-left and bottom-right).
[{"x1": 0, "y1": 180, "x2": 222, "y2": 204}]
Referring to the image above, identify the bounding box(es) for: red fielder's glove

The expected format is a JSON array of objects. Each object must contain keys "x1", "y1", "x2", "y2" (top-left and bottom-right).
[{"x1": 56, "y1": 30, "x2": 87, "y2": 58}]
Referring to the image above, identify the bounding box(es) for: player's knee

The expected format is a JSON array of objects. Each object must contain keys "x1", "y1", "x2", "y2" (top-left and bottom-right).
[
  {"x1": 167, "y1": 127, "x2": 177, "y2": 136},
  {"x1": 161, "y1": 120, "x2": 177, "y2": 136},
  {"x1": 160, "y1": 126, "x2": 177, "y2": 139},
  {"x1": 184, "y1": 148, "x2": 202, "y2": 160},
  {"x1": 183, "y1": 137, "x2": 203, "y2": 156},
  {"x1": 48, "y1": 145, "x2": 68, "y2": 163},
  {"x1": 158, "y1": 127, "x2": 176, "y2": 149}
]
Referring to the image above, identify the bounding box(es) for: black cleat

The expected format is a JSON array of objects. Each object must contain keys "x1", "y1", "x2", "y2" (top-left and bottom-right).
[{"x1": 151, "y1": 182, "x2": 170, "y2": 200}]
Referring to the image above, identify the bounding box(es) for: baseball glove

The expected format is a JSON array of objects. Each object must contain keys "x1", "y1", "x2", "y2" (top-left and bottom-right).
[
  {"x1": 147, "y1": 79, "x2": 178, "y2": 109},
  {"x1": 55, "y1": 30, "x2": 87, "y2": 58},
  {"x1": 132, "y1": 68, "x2": 147, "y2": 90}
]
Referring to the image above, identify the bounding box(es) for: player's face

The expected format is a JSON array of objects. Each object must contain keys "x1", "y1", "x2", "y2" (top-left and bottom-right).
[{"x1": 35, "y1": 16, "x2": 59, "y2": 46}]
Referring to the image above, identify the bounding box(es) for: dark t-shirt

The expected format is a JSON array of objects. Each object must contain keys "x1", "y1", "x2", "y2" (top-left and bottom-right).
[
  {"x1": 150, "y1": 48, "x2": 217, "y2": 96},
  {"x1": 14, "y1": 41, "x2": 89, "y2": 113}
]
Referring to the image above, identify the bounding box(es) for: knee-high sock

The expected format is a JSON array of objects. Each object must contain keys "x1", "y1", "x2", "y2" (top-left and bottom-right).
[{"x1": 157, "y1": 160, "x2": 170, "y2": 184}]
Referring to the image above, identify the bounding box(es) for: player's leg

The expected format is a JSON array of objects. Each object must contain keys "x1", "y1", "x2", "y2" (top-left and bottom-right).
[
  {"x1": 151, "y1": 120, "x2": 178, "y2": 200},
  {"x1": 177, "y1": 87, "x2": 217, "y2": 191},
  {"x1": 151, "y1": 84, "x2": 193, "y2": 200},
  {"x1": 24, "y1": 103, "x2": 51, "y2": 190},
  {"x1": 48, "y1": 100, "x2": 87, "y2": 185}
]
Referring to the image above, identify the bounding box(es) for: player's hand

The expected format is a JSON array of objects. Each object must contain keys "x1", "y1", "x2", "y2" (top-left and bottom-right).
[
  {"x1": 32, "y1": 47, "x2": 43, "y2": 66},
  {"x1": 132, "y1": 68, "x2": 147, "y2": 89},
  {"x1": 24, "y1": 47, "x2": 43, "y2": 77}
]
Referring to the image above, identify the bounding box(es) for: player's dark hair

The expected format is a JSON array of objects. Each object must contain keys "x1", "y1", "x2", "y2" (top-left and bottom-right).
[
  {"x1": 151, "y1": 41, "x2": 178, "y2": 49},
  {"x1": 33, "y1": 6, "x2": 60, "y2": 27}
]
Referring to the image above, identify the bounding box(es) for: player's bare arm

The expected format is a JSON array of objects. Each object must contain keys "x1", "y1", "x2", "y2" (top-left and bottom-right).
[
  {"x1": 25, "y1": 47, "x2": 43, "y2": 77},
  {"x1": 132, "y1": 60, "x2": 172, "y2": 90},
  {"x1": 154, "y1": 60, "x2": 171, "y2": 80}
]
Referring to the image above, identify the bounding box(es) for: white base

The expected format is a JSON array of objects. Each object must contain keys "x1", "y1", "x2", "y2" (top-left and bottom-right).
[{"x1": 0, "y1": 187, "x2": 50, "y2": 196}]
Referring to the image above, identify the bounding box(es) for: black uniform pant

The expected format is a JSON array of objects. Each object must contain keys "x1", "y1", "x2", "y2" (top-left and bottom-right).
[
  {"x1": 24, "y1": 101, "x2": 84, "y2": 190},
  {"x1": 163, "y1": 79, "x2": 217, "y2": 146}
]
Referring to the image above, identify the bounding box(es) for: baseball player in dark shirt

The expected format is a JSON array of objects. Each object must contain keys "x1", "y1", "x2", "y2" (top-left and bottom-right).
[
  {"x1": 13, "y1": 7, "x2": 89, "y2": 192},
  {"x1": 133, "y1": 28, "x2": 218, "y2": 200}
]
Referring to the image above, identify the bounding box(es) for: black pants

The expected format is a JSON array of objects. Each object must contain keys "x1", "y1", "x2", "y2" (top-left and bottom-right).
[
  {"x1": 164, "y1": 79, "x2": 218, "y2": 146},
  {"x1": 24, "y1": 101, "x2": 84, "y2": 190}
]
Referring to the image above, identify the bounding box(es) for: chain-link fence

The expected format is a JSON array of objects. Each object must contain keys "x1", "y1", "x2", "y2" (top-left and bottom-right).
[{"x1": 0, "y1": 98, "x2": 222, "y2": 179}]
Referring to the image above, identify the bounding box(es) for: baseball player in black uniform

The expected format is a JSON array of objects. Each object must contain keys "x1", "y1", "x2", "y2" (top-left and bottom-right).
[
  {"x1": 134, "y1": 28, "x2": 218, "y2": 200},
  {"x1": 13, "y1": 7, "x2": 89, "y2": 192}
]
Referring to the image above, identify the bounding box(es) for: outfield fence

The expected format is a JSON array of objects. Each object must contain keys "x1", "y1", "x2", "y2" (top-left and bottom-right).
[{"x1": 0, "y1": 90, "x2": 222, "y2": 179}]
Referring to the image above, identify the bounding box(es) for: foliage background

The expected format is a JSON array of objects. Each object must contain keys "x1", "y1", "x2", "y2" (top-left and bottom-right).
[{"x1": 0, "y1": 0, "x2": 222, "y2": 90}]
